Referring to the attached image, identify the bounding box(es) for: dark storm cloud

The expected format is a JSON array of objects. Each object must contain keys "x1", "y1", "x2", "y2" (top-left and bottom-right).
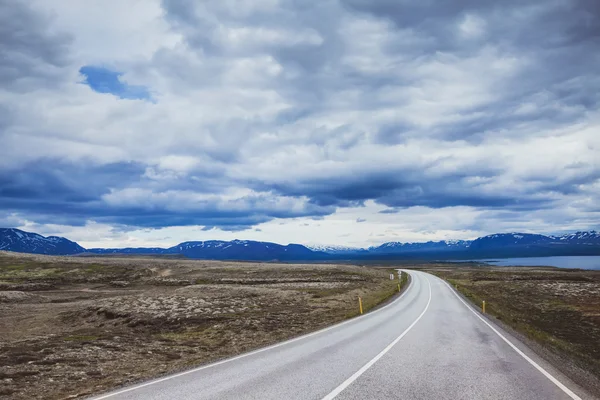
[
  {"x1": 0, "y1": 0, "x2": 72, "y2": 92},
  {"x1": 340, "y1": 0, "x2": 600, "y2": 143},
  {"x1": 92, "y1": 203, "x2": 334, "y2": 230},
  {"x1": 6, "y1": 207, "x2": 274, "y2": 230},
  {"x1": 379, "y1": 208, "x2": 400, "y2": 214},
  {"x1": 0, "y1": 159, "x2": 334, "y2": 229},
  {"x1": 264, "y1": 170, "x2": 555, "y2": 211},
  {"x1": 1, "y1": 0, "x2": 599, "y2": 233},
  {"x1": 0, "y1": 160, "x2": 146, "y2": 226},
  {"x1": 341, "y1": 0, "x2": 600, "y2": 46},
  {"x1": 0, "y1": 160, "x2": 144, "y2": 202},
  {"x1": 161, "y1": 0, "x2": 600, "y2": 144}
]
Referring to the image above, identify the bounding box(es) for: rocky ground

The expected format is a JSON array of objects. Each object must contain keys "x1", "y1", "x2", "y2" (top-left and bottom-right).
[{"x1": 0, "y1": 252, "x2": 399, "y2": 400}]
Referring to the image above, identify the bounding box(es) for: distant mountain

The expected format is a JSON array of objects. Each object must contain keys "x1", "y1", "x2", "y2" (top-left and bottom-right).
[
  {"x1": 86, "y1": 247, "x2": 167, "y2": 255},
  {"x1": 554, "y1": 231, "x2": 600, "y2": 245},
  {"x1": 315, "y1": 233, "x2": 600, "y2": 259},
  {"x1": 163, "y1": 240, "x2": 325, "y2": 261},
  {"x1": 87, "y1": 240, "x2": 326, "y2": 261},
  {"x1": 1, "y1": 227, "x2": 600, "y2": 260},
  {"x1": 307, "y1": 240, "x2": 472, "y2": 255},
  {"x1": 456, "y1": 232, "x2": 600, "y2": 259},
  {"x1": 469, "y1": 233, "x2": 552, "y2": 250},
  {"x1": 369, "y1": 240, "x2": 472, "y2": 254},
  {"x1": 306, "y1": 244, "x2": 367, "y2": 254},
  {"x1": 0, "y1": 228, "x2": 85, "y2": 255}
]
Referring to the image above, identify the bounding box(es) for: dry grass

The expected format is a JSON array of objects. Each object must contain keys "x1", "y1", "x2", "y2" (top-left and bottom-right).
[{"x1": 0, "y1": 252, "x2": 400, "y2": 399}]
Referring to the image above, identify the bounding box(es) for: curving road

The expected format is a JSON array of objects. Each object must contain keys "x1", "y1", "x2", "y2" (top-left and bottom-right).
[{"x1": 89, "y1": 270, "x2": 592, "y2": 400}]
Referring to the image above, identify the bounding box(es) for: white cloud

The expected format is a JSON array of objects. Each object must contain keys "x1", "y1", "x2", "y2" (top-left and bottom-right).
[
  {"x1": 31, "y1": 0, "x2": 181, "y2": 63},
  {"x1": 1, "y1": 0, "x2": 599, "y2": 246},
  {"x1": 458, "y1": 14, "x2": 486, "y2": 39}
]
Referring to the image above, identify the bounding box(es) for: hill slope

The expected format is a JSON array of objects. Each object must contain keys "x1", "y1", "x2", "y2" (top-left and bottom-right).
[{"x1": 0, "y1": 228, "x2": 85, "y2": 255}]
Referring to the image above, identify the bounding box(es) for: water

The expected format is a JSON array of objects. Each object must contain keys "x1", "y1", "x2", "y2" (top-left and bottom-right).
[{"x1": 469, "y1": 256, "x2": 600, "y2": 270}]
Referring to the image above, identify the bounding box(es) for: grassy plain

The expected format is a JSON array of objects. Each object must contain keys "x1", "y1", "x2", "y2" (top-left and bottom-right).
[{"x1": 0, "y1": 251, "x2": 401, "y2": 399}]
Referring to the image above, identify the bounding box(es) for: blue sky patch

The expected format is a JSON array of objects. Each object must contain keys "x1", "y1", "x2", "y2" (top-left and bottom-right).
[{"x1": 79, "y1": 66, "x2": 151, "y2": 100}]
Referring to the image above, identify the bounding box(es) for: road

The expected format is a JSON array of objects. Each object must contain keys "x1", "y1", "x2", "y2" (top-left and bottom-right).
[{"x1": 89, "y1": 270, "x2": 591, "y2": 400}]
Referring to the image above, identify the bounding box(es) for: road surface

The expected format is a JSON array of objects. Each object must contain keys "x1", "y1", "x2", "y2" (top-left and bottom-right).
[{"x1": 90, "y1": 270, "x2": 591, "y2": 400}]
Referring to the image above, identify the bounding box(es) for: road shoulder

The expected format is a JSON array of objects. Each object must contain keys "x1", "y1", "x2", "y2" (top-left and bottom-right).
[{"x1": 434, "y1": 273, "x2": 600, "y2": 400}]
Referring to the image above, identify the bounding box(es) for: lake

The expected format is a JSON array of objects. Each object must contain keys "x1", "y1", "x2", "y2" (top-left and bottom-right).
[{"x1": 469, "y1": 256, "x2": 600, "y2": 270}]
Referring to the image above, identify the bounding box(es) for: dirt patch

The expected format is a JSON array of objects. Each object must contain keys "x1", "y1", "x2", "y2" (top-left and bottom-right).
[
  {"x1": 0, "y1": 291, "x2": 46, "y2": 303},
  {"x1": 0, "y1": 252, "x2": 400, "y2": 399}
]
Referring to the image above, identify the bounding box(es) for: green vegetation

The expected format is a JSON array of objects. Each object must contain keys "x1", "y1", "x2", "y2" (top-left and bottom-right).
[
  {"x1": 0, "y1": 253, "x2": 152, "y2": 284},
  {"x1": 0, "y1": 263, "x2": 62, "y2": 280}
]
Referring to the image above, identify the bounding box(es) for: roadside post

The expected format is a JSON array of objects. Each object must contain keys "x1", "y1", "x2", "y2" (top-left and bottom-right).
[
  {"x1": 397, "y1": 271, "x2": 402, "y2": 292},
  {"x1": 359, "y1": 297, "x2": 363, "y2": 314},
  {"x1": 482, "y1": 300, "x2": 486, "y2": 313}
]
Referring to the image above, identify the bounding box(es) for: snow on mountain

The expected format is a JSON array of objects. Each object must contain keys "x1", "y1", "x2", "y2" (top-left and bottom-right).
[
  {"x1": 368, "y1": 240, "x2": 472, "y2": 253},
  {"x1": 305, "y1": 244, "x2": 365, "y2": 254},
  {"x1": 0, "y1": 228, "x2": 85, "y2": 255},
  {"x1": 468, "y1": 231, "x2": 600, "y2": 250},
  {"x1": 554, "y1": 231, "x2": 600, "y2": 245},
  {"x1": 163, "y1": 240, "x2": 320, "y2": 260},
  {"x1": 468, "y1": 233, "x2": 554, "y2": 250},
  {"x1": 2, "y1": 228, "x2": 600, "y2": 260}
]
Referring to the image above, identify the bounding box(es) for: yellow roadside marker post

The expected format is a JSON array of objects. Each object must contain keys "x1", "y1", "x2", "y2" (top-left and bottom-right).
[
  {"x1": 359, "y1": 297, "x2": 363, "y2": 315},
  {"x1": 398, "y1": 283, "x2": 401, "y2": 292},
  {"x1": 482, "y1": 300, "x2": 486, "y2": 313}
]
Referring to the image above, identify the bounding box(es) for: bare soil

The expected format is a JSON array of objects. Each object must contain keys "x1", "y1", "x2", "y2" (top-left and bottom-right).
[{"x1": 0, "y1": 252, "x2": 399, "y2": 400}]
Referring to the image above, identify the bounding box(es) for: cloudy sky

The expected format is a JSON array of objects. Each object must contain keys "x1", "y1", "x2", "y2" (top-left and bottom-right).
[{"x1": 1, "y1": 0, "x2": 599, "y2": 248}]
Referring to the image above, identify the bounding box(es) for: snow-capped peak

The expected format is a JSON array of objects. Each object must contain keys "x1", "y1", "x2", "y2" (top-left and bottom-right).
[
  {"x1": 0, "y1": 228, "x2": 85, "y2": 255},
  {"x1": 306, "y1": 244, "x2": 363, "y2": 253}
]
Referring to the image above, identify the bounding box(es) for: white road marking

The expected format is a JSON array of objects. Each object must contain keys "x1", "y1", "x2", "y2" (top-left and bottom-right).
[
  {"x1": 321, "y1": 273, "x2": 432, "y2": 400},
  {"x1": 441, "y1": 279, "x2": 583, "y2": 400},
  {"x1": 89, "y1": 271, "x2": 416, "y2": 400}
]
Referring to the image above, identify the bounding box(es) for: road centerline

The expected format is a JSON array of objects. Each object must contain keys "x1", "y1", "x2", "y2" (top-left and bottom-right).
[{"x1": 321, "y1": 273, "x2": 432, "y2": 400}]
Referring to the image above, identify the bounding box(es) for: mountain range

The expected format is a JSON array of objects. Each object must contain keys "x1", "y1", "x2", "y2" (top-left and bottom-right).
[
  {"x1": 1, "y1": 227, "x2": 599, "y2": 261},
  {"x1": 0, "y1": 228, "x2": 85, "y2": 255}
]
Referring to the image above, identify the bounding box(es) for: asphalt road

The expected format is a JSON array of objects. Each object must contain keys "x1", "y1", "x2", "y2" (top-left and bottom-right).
[{"x1": 89, "y1": 270, "x2": 592, "y2": 400}]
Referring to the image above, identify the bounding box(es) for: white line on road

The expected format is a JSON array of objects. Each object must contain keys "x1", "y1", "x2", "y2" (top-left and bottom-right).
[
  {"x1": 442, "y1": 279, "x2": 583, "y2": 400},
  {"x1": 90, "y1": 271, "x2": 416, "y2": 400},
  {"x1": 321, "y1": 273, "x2": 432, "y2": 400}
]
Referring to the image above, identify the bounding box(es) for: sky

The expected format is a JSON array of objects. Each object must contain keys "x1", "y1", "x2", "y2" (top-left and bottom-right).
[{"x1": 0, "y1": 0, "x2": 599, "y2": 249}]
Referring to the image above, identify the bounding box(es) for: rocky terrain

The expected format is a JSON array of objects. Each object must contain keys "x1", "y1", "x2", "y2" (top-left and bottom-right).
[{"x1": 0, "y1": 252, "x2": 399, "y2": 399}]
